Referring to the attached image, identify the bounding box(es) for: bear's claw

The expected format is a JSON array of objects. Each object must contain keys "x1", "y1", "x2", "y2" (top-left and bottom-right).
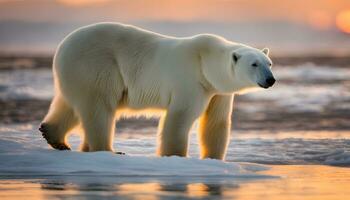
[
  {"x1": 39, "y1": 123, "x2": 48, "y2": 133},
  {"x1": 39, "y1": 123, "x2": 71, "y2": 151},
  {"x1": 51, "y1": 143, "x2": 71, "y2": 150}
]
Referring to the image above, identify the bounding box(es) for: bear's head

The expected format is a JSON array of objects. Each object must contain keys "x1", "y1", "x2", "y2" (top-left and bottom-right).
[
  {"x1": 200, "y1": 42, "x2": 275, "y2": 94},
  {"x1": 232, "y1": 47, "x2": 275, "y2": 91}
]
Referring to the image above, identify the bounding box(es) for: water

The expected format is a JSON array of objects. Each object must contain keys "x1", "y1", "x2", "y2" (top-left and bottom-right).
[{"x1": 2, "y1": 165, "x2": 350, "y2": 200}]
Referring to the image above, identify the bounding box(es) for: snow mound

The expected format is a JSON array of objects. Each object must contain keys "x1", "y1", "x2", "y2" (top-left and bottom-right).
[
  {"x1": 0, "y1": 124, "x2": 271, "y2": 179},
  {"x1": 0, "y1": 150, "x2": 268, "y2": 178}
]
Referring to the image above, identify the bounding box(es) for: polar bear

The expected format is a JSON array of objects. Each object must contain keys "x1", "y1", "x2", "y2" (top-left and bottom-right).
[{"x1": 39, "y1": 22, "x2": 275, "y2": 160}]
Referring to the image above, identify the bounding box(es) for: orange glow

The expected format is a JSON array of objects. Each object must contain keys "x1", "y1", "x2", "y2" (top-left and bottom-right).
[
  {"x1": 0, "y1": 0, "x2": 350, "y2": 24},
  {"x1": 336, "y1": 9, "x2": 350, "y2": 33},
  {"x1": 233, "y1": 165, "x2": 350, "y2": 200},
  {"x1": 187, "y1": 183, "x2": 209, "y2": 197},
  {"x1": 57, "y1": 0, "x2": 111, "y2": 6},
  {"x1": 308, "y1": 11, "x2": 332, "y2": 30},
  {"x1": 117, "y1": 182, "x2": 161, "y2": 192},
  {"x1": 1, "y1": 166, "x2": 350, "y2": 199}
]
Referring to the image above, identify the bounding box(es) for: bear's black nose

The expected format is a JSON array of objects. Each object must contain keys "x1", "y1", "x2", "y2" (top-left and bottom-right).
[{"x1": 266, "y1": 77, "x2": 275, "y2": 86}]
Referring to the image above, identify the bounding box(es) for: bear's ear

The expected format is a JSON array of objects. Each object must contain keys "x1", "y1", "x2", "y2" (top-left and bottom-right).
[
  {"x1": 232, "y1": 52, "x2": 241, "y2": 63},
  {"x1": 262, "y1": 48, "x2": 269, "y2": 55}
]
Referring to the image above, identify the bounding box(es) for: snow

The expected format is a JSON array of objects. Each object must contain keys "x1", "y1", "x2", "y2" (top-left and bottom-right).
[
  {"x1": 0, "y1": 123, "x2": 349, "y2": 182},
  {"x1": 0, "y1": 151, "x2": 269, "y2": 177},
  {"x1": 0, "y1": 124, "x2": 271, "y2": 180}
]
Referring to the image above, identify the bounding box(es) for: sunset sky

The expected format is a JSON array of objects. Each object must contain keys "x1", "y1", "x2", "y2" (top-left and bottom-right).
[
  {"x1": 0, "y1": 0, "x2": 349, "y2": 32},
  {"x1": 0, "y1": 0, "x2": 349, "y2": 53}
]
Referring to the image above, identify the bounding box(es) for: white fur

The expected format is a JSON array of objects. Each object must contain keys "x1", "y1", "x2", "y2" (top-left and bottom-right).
[{"x1": 41, "y1": 22, "x2": 274, "y2": 160}]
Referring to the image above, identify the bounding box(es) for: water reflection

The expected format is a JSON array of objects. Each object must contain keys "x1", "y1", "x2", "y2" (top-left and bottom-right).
[
  {"x1": 187, "y1": 183, "x2": 229, "y2": 197},
  {"x1": 1, "y1": 165, "x2": 350, "y2": 200},
  {"x1": 39, "y1": 181, "x2": 231, "y2": 199}
]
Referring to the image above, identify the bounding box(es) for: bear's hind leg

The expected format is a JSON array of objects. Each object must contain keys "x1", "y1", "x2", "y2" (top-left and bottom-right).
[{"x1": 40, "y1": 95, "x2": 79, "y2": 150}]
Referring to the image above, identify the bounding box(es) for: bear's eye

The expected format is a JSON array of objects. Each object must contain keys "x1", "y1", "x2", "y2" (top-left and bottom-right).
[{"x1": 252, "y1": 63, "x2": 258, "y2": 67}]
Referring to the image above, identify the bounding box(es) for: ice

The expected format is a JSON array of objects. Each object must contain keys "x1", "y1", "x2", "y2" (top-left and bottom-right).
[
  {"x1": 275, "y1": 63, "x2": 350, "y2": 81},
  {"x1": 0, "y1": 124, "x2": 271, "y2": 180},
  {"x1": 0, "y1": 69, "x2": 53, "y2": 100},
  {"x1": 1, "y1": 126, "x2": 349, "y2": 200},
  {"x1": 0, "y1": 152, "x2": 270, "y2": 178},
  {"x1": 227, "y1": 138, "x2": 350, "y2": 165},
  {"x1": 324, "y1": 150, "x2": 350, "y2": 166},
  {"x1": 0, "y1": 123, "x2": 349, "y2": 181},
  {"x1": 245, "y1": 63, "x2": 350, "y2": 112},
  {"x1": 246, "y1": 84, "x2": 350, "y2": 112}
]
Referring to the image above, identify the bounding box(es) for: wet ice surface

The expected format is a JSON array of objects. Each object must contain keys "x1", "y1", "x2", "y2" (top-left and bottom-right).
[
  {"x1": 1, "y1": 124, "x2": 349, "y2": 171},
  {"x1": 0, "y1": 125, "x2": 270, "y2": 179},
  {"x1": 0, "y1": 124, "x2": 277, "y2": 200},
  {"x1": 0, "y1": 124, "x2": 350, "y2": 199},
  {"x1": 228, "y1": 137, "x2": 350, "y2": 166}
]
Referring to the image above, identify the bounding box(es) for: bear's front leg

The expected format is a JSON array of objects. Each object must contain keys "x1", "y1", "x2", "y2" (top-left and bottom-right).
[
  {"x1": 198, "y1": 94, "x2": 234, "y2": 160},
  {"x1": 157, "y1": 89, "x2": 211, "y2": 157},
  {"x1": 157, "y1": 108, "x2": 198, "y2": 157}
]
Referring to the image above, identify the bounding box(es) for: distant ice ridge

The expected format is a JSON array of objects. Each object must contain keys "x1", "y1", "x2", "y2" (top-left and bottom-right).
[
  {"x1": 275, "y1": 63, "x2": 350, "y2": 81},
  {"x1": 1, "y1": 64, "x2": 350, "y2": 103},
  {"x1": 0, "y1": 124, "x2": 270, "y2": 179},
  {"x1": 0, "y1": 69, "x2": 53, "y2": 100},
  {"x1": 324, "y1": 150, "x2": 350, "y2": 166},
  {"x1": 246, "y1": 84, "x2": 350, "y2": 112},
  {"x1": 245, "y1": 63, "x2": 350, "y2": 112}
]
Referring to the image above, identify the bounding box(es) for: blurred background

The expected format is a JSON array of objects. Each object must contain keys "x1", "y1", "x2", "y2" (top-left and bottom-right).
[{"x1": 0, "y1": 0, "x2": 350, "y2": 55}]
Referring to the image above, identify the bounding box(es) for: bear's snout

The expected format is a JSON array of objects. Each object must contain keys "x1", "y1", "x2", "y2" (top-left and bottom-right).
[
  {"x1": 259, "y1": 76, "x2": 275, "y2": 89},
  {"x1": 266, "y1": 77, "x2": 276, "y2": 87}
]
